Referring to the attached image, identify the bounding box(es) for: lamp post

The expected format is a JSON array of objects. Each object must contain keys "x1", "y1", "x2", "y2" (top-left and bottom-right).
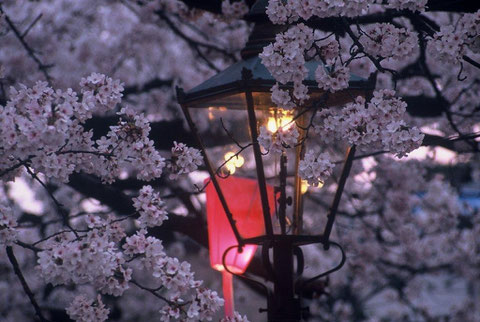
[{"x1": 176, "y1": 1, "x2": 374, "y2": 320}]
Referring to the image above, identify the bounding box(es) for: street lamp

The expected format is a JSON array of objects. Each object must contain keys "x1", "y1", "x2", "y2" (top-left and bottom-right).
[{"x1": 176, "y1": 1, "x2": 374, "y2": 320}]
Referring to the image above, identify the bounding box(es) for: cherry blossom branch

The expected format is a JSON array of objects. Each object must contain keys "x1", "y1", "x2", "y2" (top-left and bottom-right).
[
  {"x1": 6, "y1": 246, "x2": 50, "y2": 322},
  {"x1": 155, "y1": 10, "x2": 236, "y2": 61},
  {"x1": 56, "y1": 150, "x2": 113, "y2": 157},
  {"x1": 25, "y1": 166, "x2": 78, "y2": 236},
  {"x1": 32, "y1": 229, "x2": 83, "y2": 247},
  {"x1": 415, "y1": 32, "x2": 479, "y2": 152},
  {"x1": 0, "y1": 5, "x2": 53, "y2": 85},
  {"x1": 0, "y1": 157, "x2": 31, "y2": 178},
  {"x1": 129, "y1": 278, "x2": 188, "y2": 311},
  {"x1": 15, "y1": 240, "x2": 42, "y2": 252},
  {"x1": 341, "y1": 19, "x2": 397, "y2": 75},
  {"x1": 20, "y1": 13, "x2": 42, "y2": 38},
  {"x1": 463, "y1": 55, "x2": 480, "y2": 69},
  {"x1": 154, "y1": 11, "x2": 224, "y2": 72}
]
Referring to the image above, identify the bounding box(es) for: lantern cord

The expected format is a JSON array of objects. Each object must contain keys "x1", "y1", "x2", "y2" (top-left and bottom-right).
[
  {"x1": 222, "y1": 271, "x2": 234, "y2": 317},
  {"x1": 297, "y1": 241, "x2": 346, "y2": 292},
  {"x1": 222, "y1": 245, "x2": 269, "y2": 296}
]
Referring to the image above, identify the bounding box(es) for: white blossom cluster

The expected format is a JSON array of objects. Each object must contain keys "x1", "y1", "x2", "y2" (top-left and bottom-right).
[
  {"x1": 317, "y1": 39, "x2": 340, "y2": 65},
  {"x1": 186, "y1": 288, "x2": 225, "y2": 321},
  {"x1": 429, "y1": 10, "x2": 480, "y2": 64},
  {"x1": 220, "y1": 311, "x2": 250, "y2": 322},
  {"x1": 0, "y1": 202, "x2": 17, "y2": 246},
  {"x1": 0, "y1": 75, "x2": 165, "y2": 183},
  {"x1": 266, "y1": 0, "x2": 374, "y2": 24},
  {"x1": 258, "y1": 124, "x2": 299, "y2": 155},
  {"x1": 359, "y1": 23, "x2": 418, "y2": 60},
  {"x1": 78, "y1": 72, "x2": 124, "y2": 121},
  {"x1": 385, "y1": 0, "x2": 428, "y2": 12},
  {"x1": 298, "y1": 150, "x2": 334, "y2": 186},
  {"x1": 96, "y1": 107, "x2": 166, "y2": 183},
  {"x1": 132, "y1": 185, "x2": 168, "y2": 228},
  {"x1": 314, "y1": 90, "x2": 424, "y2": 157},
  {"x1": 123, "y1": 230, "x2": 224, "y2": 320},
  {"x1": 123, "y1": 230, "x2": 196, "y2": 294},
  {"x1": 167, "y1": 141, "x2": 203, "y2": 180},
  {"x1": 38, "y1": 206, "x2": 224, "y2": 320},
  {"x1": 85, "y1": 214, "x2": 126, "y2": 243},
  {"x1": 221, "y1": 0, "x2": 249, "y2": 20},
  {"x1": 315, "y1": 65, "x2": 350, "y2": 93},
  {"x1": 421, "y1": 178, "x2": 461, "y2": 233},
  {"x1": 66, "y1": 295, "x2": 110, "y2": 322},
  {"x1": 37, "y1": 227, "x2": 132, "y2": 297},
  {"x1": 260, "y1": 24, "x2": 314, "y2": 107}
]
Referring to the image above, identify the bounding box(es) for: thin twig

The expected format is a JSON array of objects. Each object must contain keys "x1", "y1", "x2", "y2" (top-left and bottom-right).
[
  {"x1": 6, "y1": 246, "x2": 50, "y2": 322},
  {"x1": 0, "y1": 6, "x2": 53, "y2": 85},
  {"x1": 24, "y1": 166, "x2": 78, "y2": 236},
  {"x1": 463, "y1": 55, "x2": 480, "y2": 70},
  {"x1": 21, "y1": 13, "x2": 43, "y2": 38},
  {"x1": 0, "y1": 158, "x2": 31, "y2": 178},
  {"x1": 15, "y1": 240, "x2": 42, "y2": 252},
  {"x1": 130, "y1": 279, "x2": 188, "y2": 312},
  {"x1": 342, "y1": 19, "x2": 397, "y2": 75}
]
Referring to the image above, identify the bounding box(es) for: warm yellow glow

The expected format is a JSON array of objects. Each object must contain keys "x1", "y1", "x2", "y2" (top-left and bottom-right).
[
  {"x1": 301, "y1": 180, "x2": 309, "y2": 194},
  {"x1": 226, "y1": 163, "x2": 236, "y2": 174},
  {"x1": 208, "y1": 106, "x2": 228, "y2": 120},
  {"x1": 267, "y1": 117, "x2": 278, "y2": 132},
  {"x1": 301, "y1": 180, "x2": 324, "y2": 194},
  {"x1": 266, "y1": 109, "x2": 294, "y2": 132},
  {"x1": 224, "y1": 152, "x2": 244, "y2": 174}
]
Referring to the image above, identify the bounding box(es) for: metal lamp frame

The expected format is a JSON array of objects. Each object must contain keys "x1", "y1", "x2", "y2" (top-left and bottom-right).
[{"x1": 178, "y1": 66, "x2": 373, "y2": 320}]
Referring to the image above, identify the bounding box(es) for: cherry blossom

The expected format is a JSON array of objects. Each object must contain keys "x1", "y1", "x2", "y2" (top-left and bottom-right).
[
  {"x1": 315, "y1": 65, "x2": 350, "y2": 93},
  {"x1": 167, "y1": 142, "x2": 203, "y2": 180},
  {"x1": 260, "y1": 23, "x2": 314, "y2": 106},
  {"x1": 0, "y1": 75, "x2": 165, "y2": 183},
  {"x1": 358, "y1": 23, "x2": 418, "y2": 60},
  {"x1": 66, "y1": 295, "x2": 110, "y2": 322},
  {"x1": 385, "y1": 0, "x2": 428, "y2": 12},
  {"x1": 222, "y1": 0, "x2": 249, "y2": 20},
  {"x1": 428, "y1": 10, "x2": 480, "y2": 64},
  {"x1": 299, "y1": 150, "x2": 334, "y2": 186},
  {"x1": 0, "y1": 202, "x2": 17, "y2": 246},
  {"x1": 220, "y1": 311, "x2": 250, "y2": 322},
  {"x1": 314, "y1": 90, "x2": 424, "y2": 158},
  {"x1": 258, "y1": 124, "x2": 299, "y2": 155},
  {"x1": 133, "y1": 185, "x2": 168, "y2": 228}
]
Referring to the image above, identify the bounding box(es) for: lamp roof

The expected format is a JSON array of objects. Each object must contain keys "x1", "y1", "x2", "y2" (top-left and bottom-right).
[{"x1": 177, "y1": 55, "x2": 374, "y2": 106}]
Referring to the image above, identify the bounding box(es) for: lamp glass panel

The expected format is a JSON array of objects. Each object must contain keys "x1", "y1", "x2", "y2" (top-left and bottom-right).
[{"x1": 206, "y1": 176, "x2": 275, "y2": 274}]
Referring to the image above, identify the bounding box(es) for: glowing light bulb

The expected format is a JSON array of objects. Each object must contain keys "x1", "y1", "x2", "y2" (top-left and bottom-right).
[
  {"x1": 301, "y1": 180, "x2": 309, "y2": 194},
  {"x1": 224, "y1": 152, "x2": 245, "y2": 174},
  {"x1": 301, "y1": 180, "x2": 324, "y2": 194},
  {"x1": 267, "y1": 117, "x2": 278, "y2": 132},
  {"x1": 266, "y1": 109, "x2": 294, "y2": 133},
  {"x1": 226, "y1": 163, "x2": 236, "y2": 175}
]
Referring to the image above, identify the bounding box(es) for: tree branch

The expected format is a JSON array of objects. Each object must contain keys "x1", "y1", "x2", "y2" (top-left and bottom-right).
[
  {"x1": 6, "y1": 246, "x2": 49, "y2": 322},
  {"x1": 0, "y1": 6, "x2": 53, "y2": 85}
]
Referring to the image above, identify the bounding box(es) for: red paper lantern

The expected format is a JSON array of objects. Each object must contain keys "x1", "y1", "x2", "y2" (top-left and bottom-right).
[{"x1": 206, "y1": 176, "x2": 275, "y2": 274}]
